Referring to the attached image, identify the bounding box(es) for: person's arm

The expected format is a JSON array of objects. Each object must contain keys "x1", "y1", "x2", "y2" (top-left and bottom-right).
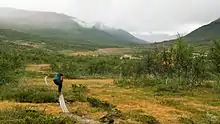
[{"x1": 60, "y1": 76, "x2": 64, "y2": 82}]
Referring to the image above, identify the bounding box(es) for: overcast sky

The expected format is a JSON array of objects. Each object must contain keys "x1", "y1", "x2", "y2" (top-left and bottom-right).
[{"x1": 1, "y1": 0, "x2": 220, "y2": 37}]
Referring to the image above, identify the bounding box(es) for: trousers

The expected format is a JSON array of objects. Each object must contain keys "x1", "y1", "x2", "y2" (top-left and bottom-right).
[{"x1": 53, "y1": 79, "x2": 62, "y2": 93}]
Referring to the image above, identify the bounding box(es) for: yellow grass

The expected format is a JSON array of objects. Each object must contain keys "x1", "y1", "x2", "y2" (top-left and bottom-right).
[
  {"x1": 2, "y1": 64, "x2": 218, "y2": 123},
  {"x1": 26, "y1": 64, "x2": 50, "y2": 73},
  {"x1": 71, "y1": 48, "x2": 133, "y2": 56},
  {"x1": 23, "y1": 78, "x2": 190, "y2": 123},
  {"x1": 0, "y1": 101, "x2": 61, "y2": 114}
]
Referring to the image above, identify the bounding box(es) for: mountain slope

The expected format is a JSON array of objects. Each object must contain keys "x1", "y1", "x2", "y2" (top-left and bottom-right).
[
  {"x1": 0, "y1": 7, "x2": 80, "y2": 29},
  {"x1": 184, "y1": 18, "x2": 220, "y2": 42},
  {"x1": 0, "y1": 29, "x2": 40, "y2": 40},
  {"x1": 93, "y1": 22, "x2": 146, "y2": 43},
  {"x1": 0, "y1": 7, "x2": 146, "y2": 45},
  {"x1": 0, "y1": 28, "x2": 118, "y2": 51}
]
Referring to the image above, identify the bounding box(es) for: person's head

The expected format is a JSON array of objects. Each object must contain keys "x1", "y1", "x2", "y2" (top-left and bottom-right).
[{"x1": 59, "y1": 73, "x2": 63, "y2": 76}]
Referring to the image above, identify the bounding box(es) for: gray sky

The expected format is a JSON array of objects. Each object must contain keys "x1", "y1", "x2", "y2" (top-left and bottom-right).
[{"x1": 1, "y1": 0, "x2": 220, "y2": 37}]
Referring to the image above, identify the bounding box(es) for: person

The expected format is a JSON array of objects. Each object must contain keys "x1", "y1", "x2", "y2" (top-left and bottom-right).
[{"x1": 53, "y1": 73, "x2": 64, "y2": 94}]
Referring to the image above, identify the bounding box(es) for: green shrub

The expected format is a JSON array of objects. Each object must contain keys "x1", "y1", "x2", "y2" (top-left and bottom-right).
[
  {"x1": 203, "y1": 81, "x2": 214, "y2": 88},
  {"x1": 0, "y1": 85, "x2": 57, "y2": 103},
  {"x1": 100, "y1": 108, "x2": 122, "y2": 124},
  {"x1": 115, "y1": 76, "x2": 194, "y2": 93},
  {"x1": 24, "y1": 71, "x2": 45, "y2": 78},
  {"x1": 179, "y1": 117, "x2": 194, "y2": 124},
  {"x1": 160, "y1": 99, "x2": 182, "y2": 107},
  {"x1": 67, "y1": 84, "x2": 88, "y2": 102},
  {"x1": 137, "y1": 115, "x2": 160, "y2": 124},
  {"x1": 87, "y1": 97, "x2": 115, "y2": 111},
  {"x1": 0, "y1": 107, "x2": 77, "y2": 124},
  {"x1": 123, "y1": 111, "x2": 159, "y2": 124},
  {"x1": 15, "y1": 87, "x2": 57, "y2": 103},
  {"x1": 189, "y1": 112, "x2": 220, "y2": 124},
  {"x1": 213, "y1": 80, "x2": 220, "y2": 93},
  {"x1": 114, "y1": 76, "x2": 163, "y2": 88},
  {"x1": 210, "y1": 40, "x2": 220, "y2": 73},
  {"x1": 51, "y1": 56, "x2": 121, "y2": 79},
  {"x1": 0, "y1": 49, "x2": 24, "y2": 85},
  {"x1": 154, "y1": 82, "x2": 182, "y2": 93}
]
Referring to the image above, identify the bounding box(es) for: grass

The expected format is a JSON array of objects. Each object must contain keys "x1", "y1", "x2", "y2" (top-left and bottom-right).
[
  {"x1": 24, "y1": 71, "x2": 46, "y2": 78},
  {"x1": 5, "y1": 76, "x2": 218, "y2": 124},
  {"x1": 179, "y1": 111, "x2": 220, "y2": 124},
  {"x1": 65, "y1": 84, "x2": 88, "y2": 102},
  {"x1": 71, "y1": 47, "x2": 134, "y2": 56},
  {"x1": 87, "y1": 97, "x2": 115, "y2": 111},
  {"x1": 60, "y1": 78, "x2": 184, "y2": 123},
  {"x1": 159, "y1": 97, "x2": 220, "y2": 124},
  {"x1": 0, "y1": 107, "x2": 78, "y2": 124},
  {"x1": 204, "y1": 100, "x2": 220, "y2": 106},
  {"x1": 0, "y1": 84, "x2": 57, "y2": 103},
  {"x1": 122, "y1": 110, "x2": 160, "y2": 124},
  {"x1": 160, "y1": 99, "x2": 182, "y2": 107},
  {"x1": 1, "y1": 63, "x2": 220, "y2": 123}
]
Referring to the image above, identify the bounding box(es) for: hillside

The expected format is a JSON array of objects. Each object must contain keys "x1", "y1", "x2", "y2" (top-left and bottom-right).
[
  {"x1": 0, "y1": 7, "x2": 146, "y2": 46},
  {"x1": 0, "y1": 29, "x2": 42, "y2": 41},
  {"x1": 183, "y1": 18, "x2": 220, "y2": 42},
  {"x1": 0, "y1": 29, "x2": 121, "y2": 51}
]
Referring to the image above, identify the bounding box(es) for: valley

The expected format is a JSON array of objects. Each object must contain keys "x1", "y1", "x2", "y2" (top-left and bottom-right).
[{"x1": 0, "y1": 6, "x2": 220, "y2": 124}]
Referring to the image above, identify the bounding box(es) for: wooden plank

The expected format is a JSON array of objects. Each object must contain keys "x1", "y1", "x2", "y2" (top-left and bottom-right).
[{"x1": 59, "y1": 94, "x2": 69, "y2": 113}]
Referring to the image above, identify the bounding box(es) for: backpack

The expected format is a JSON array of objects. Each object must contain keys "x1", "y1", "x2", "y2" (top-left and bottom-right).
[{"x1": 53, "y1": 74, "x2": 60, "y2": 81}]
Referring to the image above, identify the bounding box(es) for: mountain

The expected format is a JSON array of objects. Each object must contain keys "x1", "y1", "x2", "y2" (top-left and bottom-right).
[
  {"x1": 0, "y1": 7, "x2": 146, "y2": 45},
  {"x1": 0, "y1": 29, "x2": 40, "y2": 40},
  {"x1": 133, "y1": 33, "x2": 177, "y2": 42},
  {"x1": 183, "y1": 18, "x2": 220, "y2": 42},
  {"x1": 93, "y1": 23, "x2": 146, "y2": 44},
  {"x1": 0, "y1": 7, "x2": 80, "y2": 29}
]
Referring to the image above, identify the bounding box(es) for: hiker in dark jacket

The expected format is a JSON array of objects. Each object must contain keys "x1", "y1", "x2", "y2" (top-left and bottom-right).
[{"x1": 53, "y1": 73, "x2": 64, "y2": 94}]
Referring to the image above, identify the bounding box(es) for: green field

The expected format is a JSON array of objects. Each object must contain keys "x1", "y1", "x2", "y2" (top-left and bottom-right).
[{"x1": 1, "y1": 33, "x2": 220, "y2": 124}]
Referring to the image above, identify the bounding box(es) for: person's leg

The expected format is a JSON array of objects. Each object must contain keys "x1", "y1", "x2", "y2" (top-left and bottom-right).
[{"x1": 58, "y1": 82, "x2": 62, "y2": 94}]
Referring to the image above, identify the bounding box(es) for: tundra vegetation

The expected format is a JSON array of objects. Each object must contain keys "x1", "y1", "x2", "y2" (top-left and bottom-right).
[{"x1": 0, "y1": 37, "x2": 220, "y2": 123}]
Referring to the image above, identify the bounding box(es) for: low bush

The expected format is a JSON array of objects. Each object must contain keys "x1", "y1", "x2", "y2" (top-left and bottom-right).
[
  {"x1": 87, "y1": 97, "x2": 115, "y2": 111},
  {"x1": 179, "y1": 117, "x2": 194, "y2": 124},
  {"x1": 67, "y1": 84, "x2": 88, "y2": 102},
  {"x1": 100, "y1": 108, "x2": 122, "y2": 124},
  {"x1": 0, "y1": 107, "x2": 78, "y2": 124},
  {"x1": 213, "y1": 80, "x2": 220, "y2": 94},
  {"x1": 0, "y1": 49, "x2": 24, "y2": 85},
  {"x1": 24, "y1": 71, "x2": 46, "y2": 78},
  {"x1": 51, "y1": 56, "x2": 121, "y2": 79},
  {"x1": 160, "y1": 99, "x2": 182, "y2": 107},
  {"x1": 154, "y1": 81, "x2": 183, "y2": 93},
  {"x1": 114, "y1": 76, "x2": 163, "y2": 88},
  {"x1": 15, "y1": 86, "x2": 57, "y2": 103},
  {"x1": 115, "y1": 76, "x2": 195, "y2": 93},
  {"x1": 0, "y1": 84, "x2": 57, "y2": 103},
  {"x1": 122, "y1": 110, "x2": 160, "y2": 124},
  {"x1": 180, "y1": 112, "x2": 220, "y2": 124}
]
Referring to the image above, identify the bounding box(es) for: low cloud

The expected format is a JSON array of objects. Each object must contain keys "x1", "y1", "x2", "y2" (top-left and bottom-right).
[{"x1": 1, "y1": 0, "x2": 220, "y2": 40}]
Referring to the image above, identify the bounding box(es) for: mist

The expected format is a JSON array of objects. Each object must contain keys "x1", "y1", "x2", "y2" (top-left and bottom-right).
[{"x1": 1, "y1": 0, "x2": 220, "y2": 41}]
